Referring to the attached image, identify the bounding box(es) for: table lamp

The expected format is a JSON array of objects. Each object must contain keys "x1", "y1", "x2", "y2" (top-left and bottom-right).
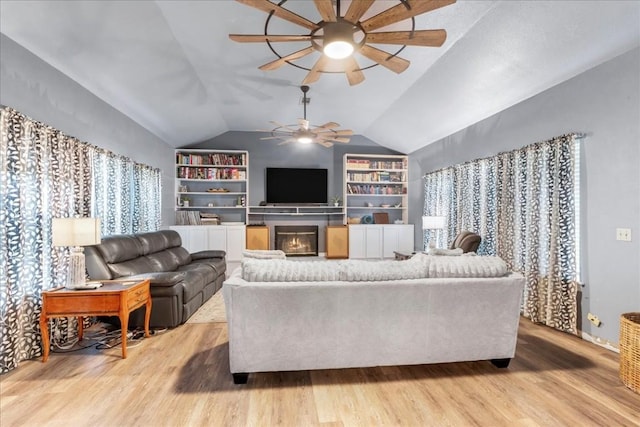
[
  {"x1": 52, "y1": 217, "x2": 101, "y2": 289},
  {"x1": 422, "y1": 215, "x2": 446, "y2": 250}
]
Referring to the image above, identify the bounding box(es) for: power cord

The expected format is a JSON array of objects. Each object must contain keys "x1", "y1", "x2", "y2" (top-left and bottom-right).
[{"x1": 51, "y1": 323, "x2": 162, "y2": 354}]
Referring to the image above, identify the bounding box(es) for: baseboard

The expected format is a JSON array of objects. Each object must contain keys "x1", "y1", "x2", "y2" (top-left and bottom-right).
[{"x1": 581, "y1": 331, "x2": 619, "y2": 353}]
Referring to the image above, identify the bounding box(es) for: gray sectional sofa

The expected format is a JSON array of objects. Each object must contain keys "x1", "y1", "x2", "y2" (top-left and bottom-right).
[{"x1": 85, "y1": 229, "x2": 226, "y2": 328}]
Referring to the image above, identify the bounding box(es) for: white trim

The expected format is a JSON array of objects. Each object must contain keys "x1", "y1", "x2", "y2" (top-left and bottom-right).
[{"x1": 581, "y1": 331, "x2": 619, "y2": 353}]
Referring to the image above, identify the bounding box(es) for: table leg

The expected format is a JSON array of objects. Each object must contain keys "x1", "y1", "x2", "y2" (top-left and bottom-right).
[
  {"x1": 144, "y1": 296, "x2": 152, "y2": 338},
  {"x1": 40, "y1": 312, "x2": 49, "y2": 363},
  {"x1": 120, "y1": 311, "x2": 129, "y2": 359},
  {"x1": 78, "y1": 316, "x2": 84, "y2": 341}
]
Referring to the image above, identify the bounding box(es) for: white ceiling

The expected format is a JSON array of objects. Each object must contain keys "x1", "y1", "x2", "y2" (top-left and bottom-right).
[{"x1": 1, "y1": 1, "x2": 639, "y2": 153}]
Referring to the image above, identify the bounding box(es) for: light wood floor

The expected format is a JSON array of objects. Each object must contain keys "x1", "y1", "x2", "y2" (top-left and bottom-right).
[{"x1": 1, "y1": 319, "x2": 638, "y2": 427}]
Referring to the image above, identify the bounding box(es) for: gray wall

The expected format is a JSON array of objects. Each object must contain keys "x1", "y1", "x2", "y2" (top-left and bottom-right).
[
  {"x1": 0, "y1": 34, "x2": 176, "y2": 227},
  {"x1": 409, "y1": 47, "x2": 640, "y2": 345}
]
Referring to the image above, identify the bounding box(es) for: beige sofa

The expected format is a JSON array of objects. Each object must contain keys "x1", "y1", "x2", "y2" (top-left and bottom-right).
[{"x1": 223, "y1": 255, "x2": 524, "y2": 384}]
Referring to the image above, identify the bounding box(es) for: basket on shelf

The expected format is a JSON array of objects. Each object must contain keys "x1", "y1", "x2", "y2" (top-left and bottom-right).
[{"x1": 620, "y1": 312, "x2": 640, "y2": 394}]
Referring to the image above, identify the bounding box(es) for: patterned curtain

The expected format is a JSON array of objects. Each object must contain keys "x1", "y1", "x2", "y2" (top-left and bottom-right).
[
  {"x1": 0, "y1": 107, "x2": 162, "y2": 373},
  {"x1": 423, "y1": 134, "x2": 579, "y2": 333}
]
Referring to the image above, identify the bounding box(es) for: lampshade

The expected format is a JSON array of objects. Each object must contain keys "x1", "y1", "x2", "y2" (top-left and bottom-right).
[
  {"x1": 422, "y1": 216, "x2": 446, "y2": 230},
  {"x1": 52, "y1": 217, "x2": 101, "y2": 247}
]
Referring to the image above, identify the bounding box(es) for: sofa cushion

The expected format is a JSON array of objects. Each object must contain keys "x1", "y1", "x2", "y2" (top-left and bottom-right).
[
  {"x1": 178, "y1": 263, "x2": 217, "y2": 284},
  {"x1": 97, "y1": 235, "x2": 143, "y2": 263},
  {"x1": 136, "y1": 231, "x2": 170, "y2": 255},
  {"x1": 166, "y1": 247, "x2": 192, "y2": 266},
  {"x1": 109, "y1": 257, "x2": 156, "y2": 278},
  {"x1": 146, "y1": 251, "x2": 180, "y2": 272},
  {"x1": 160, "y1": 230, "x2": 183, "y2": 248},
  {"x1": 190, "y1": 257, "x2": 227, "y2": 275},
  {"x1": 180, "y1": 268, "x2": 209, "y2": 301}
]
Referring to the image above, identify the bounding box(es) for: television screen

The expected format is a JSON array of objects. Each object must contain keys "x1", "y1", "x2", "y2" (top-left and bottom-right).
[{"x1": 266, "y1": 168, "x2": 328, "y2": 205}]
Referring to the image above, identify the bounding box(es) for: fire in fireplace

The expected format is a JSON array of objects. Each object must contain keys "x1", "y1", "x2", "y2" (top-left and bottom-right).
[{"x1": 274, "y1": 225, "x2": 318, "y2": 256}]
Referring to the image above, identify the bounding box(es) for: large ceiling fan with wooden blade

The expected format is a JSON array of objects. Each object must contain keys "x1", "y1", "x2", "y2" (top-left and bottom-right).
[
  {"x1": 260, "y1": 85, "x2": 353, "y2": 147},
  {"x1": 229, "y1": 0, "x2": 455, "y2": 85}
]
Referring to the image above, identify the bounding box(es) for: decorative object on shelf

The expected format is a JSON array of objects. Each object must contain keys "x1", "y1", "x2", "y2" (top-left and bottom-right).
[
  {"x1": 380, "y1": 204, "x2": 390, "y2": 208},
  {"x1": 373, "y1": 212, "x2": 390, "y2": 224},
  {"x1": 394, "y1": 203, "x2": 402, "y2": 208},
  {"x1": 229, "y1": 0, "x2": 454, "y2": 86},
  {"x1": 347, "y1": 217, "x2": 361, "y2": 224},
  {"x1": 207, "y1": 188, "x2": 229, "y2": 193},
  {"x1": 181, "y1": 197, "x2": 191, "y2": 207},
  {"x1": 52, "y1": 217, "x2": 101, "y2": 289},
  {"x1": 330, "y1": 195, "x2": 342, "y2": 206},
  {"x1": 422, "y1": 215, "x2": 446, "y2": 249},
  {"x1": 365, "y1": 202, "x2": 373, "y2": 207},
  {"x1": 178, "y1": 185, "x2": 188, "y2": 193},
  {"x1": 361, "y1": 214, "x2": 373, "y2": 224},
  {"x1": 260, "y1": 86, "x2": 353, "y2": 148}
]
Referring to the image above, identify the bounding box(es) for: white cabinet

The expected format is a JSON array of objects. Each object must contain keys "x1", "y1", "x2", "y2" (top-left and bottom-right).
[
  {"x1": 383, "y1": 225, "x2": 414, "y2": 258},
  {"x1": 170, "y1": 225, "x2": 246, "y2": 262},
  {"x1": 349, "y1": 224, "x2": 414, "y2": 259}
]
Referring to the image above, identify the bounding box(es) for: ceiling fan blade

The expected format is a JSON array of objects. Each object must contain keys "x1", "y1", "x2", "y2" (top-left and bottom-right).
[
  {"x1": 324, "y1": 137, "x2": 351, "y2": 143},
  {"x1": 343, "y1": 56, "x2": 365, "y2": 86},
  {"x1": 316, "y1": 122, "x2": 340, "y2": 129},
  {"x1": 359, "y1": 44, "x2": 410, "y2": 74},
  {"x1": 260, "y1": 136, "x2": 285, "y2": 140},
  {"x1": 361, "y1": 0, "x2": 456, "y2": 32},
  {"x1": 259, "y1": 46, "x2": 316, "y2": 71},
  {"x1": 316, "y1": 129, "x2": 354, "y2": 136},
  {"x1": 366, "y1": 30, "x2": 446, "y2": 47},
  {"x1": 298, "y1": 119, "x2": 310, "y2": 130},
  {"x1": 314, "y1": 0, "x2": 336, "y2": 22},
  {"x1": 235, "y1": 0, "x2": 320, "y2": 31},
  {"x1": 302, "y1": 55, "x2": 330, "y2": 85},
  {"x1": 277, "y1": 139, "x2": 296, "y2": 145},
  {"x1": 229, "y1": 34, "x2": 313, "y2": 43},
  {"x1": 317, "y1": 141, "x2": 334, "y2": 148},
  {"x1": 344, "y1": 0, "x2": 375, "y2": 23}
]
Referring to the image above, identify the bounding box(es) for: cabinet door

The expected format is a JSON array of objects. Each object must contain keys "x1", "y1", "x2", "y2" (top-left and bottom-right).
[
  {"x1": 348, "y1": 226, "x2": 366, "y2": 259},
  {"x1": 206, "y1": 227, "x2": 227, "y2": 252},
  {"x1": 326, "y1": 226, "x2": 349, "y2": 259},
  {"x1": 383, "y1": 226, "x2": 400, "y2": 258},
  {"x1": 365, "y1": 226, "x2": 383, "y2": 259},
  {"x1": 246, "y1": 226, "x2": 269, "y2": 250},
  {"x1": 397, "y1": 224, "x2": 415, "y2": 253},
  {"x1": 226, "y1": 226, "x2": 246, "y2": 262}
]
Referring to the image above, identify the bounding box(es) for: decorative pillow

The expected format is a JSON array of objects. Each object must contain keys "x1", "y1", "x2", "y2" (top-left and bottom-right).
[
  {"x1": 339, "y1": 256, "x2": 426, "y2": 281},
  {"x1": 242, "y1": 258, "x2": 340, "y2": 282},
  {"x1": 242, "y1": 249, "x2": 286, "y2": 260},
  {"x1": 427, "y1": 247, "x2": 464, "y2": 256}
]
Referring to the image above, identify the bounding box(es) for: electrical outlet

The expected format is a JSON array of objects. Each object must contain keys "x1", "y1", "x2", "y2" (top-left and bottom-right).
[
  {"x1": 587, "y1": 312, "x2": 601, "y2": 327},
  {"x1": 616, "y1": 228, "x2": 632, "y2": 241}
]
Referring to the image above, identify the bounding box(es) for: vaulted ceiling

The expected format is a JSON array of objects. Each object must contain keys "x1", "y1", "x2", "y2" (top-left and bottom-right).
[{"x1": 1, "y1": 1, "x2": 639, "y2": 153}]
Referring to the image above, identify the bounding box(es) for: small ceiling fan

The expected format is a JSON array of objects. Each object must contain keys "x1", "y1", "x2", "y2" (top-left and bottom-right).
[
  {"x1": 260, "y1": 85, "x2": 353, "y2": 148},
  {"x1": 229, "y1": 0, "x2": 456, "y2": 85}
]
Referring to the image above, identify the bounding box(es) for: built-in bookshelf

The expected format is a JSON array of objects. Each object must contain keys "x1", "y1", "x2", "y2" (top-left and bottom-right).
[
  {"x1": 175, "y1": 149, "x2": 249, "y2": 225},
  {"x1": 343, "y1": 153, "x2": 409, "y2": 225}
]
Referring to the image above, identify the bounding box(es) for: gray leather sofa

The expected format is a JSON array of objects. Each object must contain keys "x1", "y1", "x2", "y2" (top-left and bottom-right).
[{"x1": 85, "y1": 230, "x2": 226, "y2": 328}]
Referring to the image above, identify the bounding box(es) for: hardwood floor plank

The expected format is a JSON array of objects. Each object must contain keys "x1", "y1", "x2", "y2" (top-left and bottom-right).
[{"x1": 1, "y1": 318, "x2": 639, "y2": 427}]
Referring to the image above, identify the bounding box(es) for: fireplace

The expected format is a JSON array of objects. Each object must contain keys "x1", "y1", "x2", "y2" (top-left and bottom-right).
[{"x1": 275, "y1": 225, "x2": 318, "y2": 257}]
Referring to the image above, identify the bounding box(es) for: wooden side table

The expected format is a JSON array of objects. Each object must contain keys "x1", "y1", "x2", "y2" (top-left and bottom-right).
[{"x1": 40, "y1": 279, "x2": 151, "y2": 362}]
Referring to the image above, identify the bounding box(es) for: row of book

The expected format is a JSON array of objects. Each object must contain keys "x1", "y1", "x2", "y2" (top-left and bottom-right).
[
  {"x1": 176, "y1": 167, "x2": 247, "y2": 180},
  {"x1": 175, "y1": 211, "x2": 202, "y2": 225},
  {"x1": 347, "y1": 184, "x2": 407, "y2": 195},
  {"x1": 176, "y1": 153, "x2": 246, "y2": 166},
  {"x1": 346, "y1": 171, "x2": 405, "y2": 182},
  {"x1": 346, "y1": 159, "x2": 407, "y2": 170}
]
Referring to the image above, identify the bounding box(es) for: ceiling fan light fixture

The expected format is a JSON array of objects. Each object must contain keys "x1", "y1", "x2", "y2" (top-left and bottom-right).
[
  {"x1": 323, "y1": 22, "x2": 355, "y2": 59},
  {"x1": 297, "y1": 136, "x2": 313, "y2": 144}
]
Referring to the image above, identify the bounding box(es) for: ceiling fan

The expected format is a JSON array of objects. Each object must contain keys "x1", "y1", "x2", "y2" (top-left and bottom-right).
[
  {"x1": 229, "y1": 0, "x2": 456, "y2": 85},
  {"x1": 260, "y1": 85, "x2": 353, "y2": 148}
]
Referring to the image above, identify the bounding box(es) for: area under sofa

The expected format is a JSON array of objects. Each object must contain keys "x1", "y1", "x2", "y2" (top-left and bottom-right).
[
  {"x1": 223, "y1": 255, "x2": 525, "y2": 384},
  {"x1": 85, "y1": 229, "x2": 226, "y2": 328}
]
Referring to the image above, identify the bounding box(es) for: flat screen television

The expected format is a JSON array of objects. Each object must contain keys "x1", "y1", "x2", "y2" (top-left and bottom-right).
[{"x1": 266, "y1": 167, "x2": 328, "y2": 205}]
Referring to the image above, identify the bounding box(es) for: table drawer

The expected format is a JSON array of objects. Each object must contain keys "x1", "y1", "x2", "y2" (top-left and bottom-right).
[
  {"x1": 46, "y1": 295, "x2": 120, "y2": 315},
  {"x1": 127, "y1": 287, "x2": 149, "y2": 307}
]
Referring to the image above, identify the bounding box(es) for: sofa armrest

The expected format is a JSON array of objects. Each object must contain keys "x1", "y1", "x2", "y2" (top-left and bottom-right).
[
  {"x1": 127, "y1": 271, "x2": 187, "y2": 287},
  {"x1": 191, "y1": 250, "x2": 226, "y2": 260}
]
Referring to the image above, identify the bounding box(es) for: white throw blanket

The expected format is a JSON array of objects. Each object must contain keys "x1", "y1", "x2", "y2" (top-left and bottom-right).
[{"x1": 241, "y1": 253, "x2": 509, "y2": 282}]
